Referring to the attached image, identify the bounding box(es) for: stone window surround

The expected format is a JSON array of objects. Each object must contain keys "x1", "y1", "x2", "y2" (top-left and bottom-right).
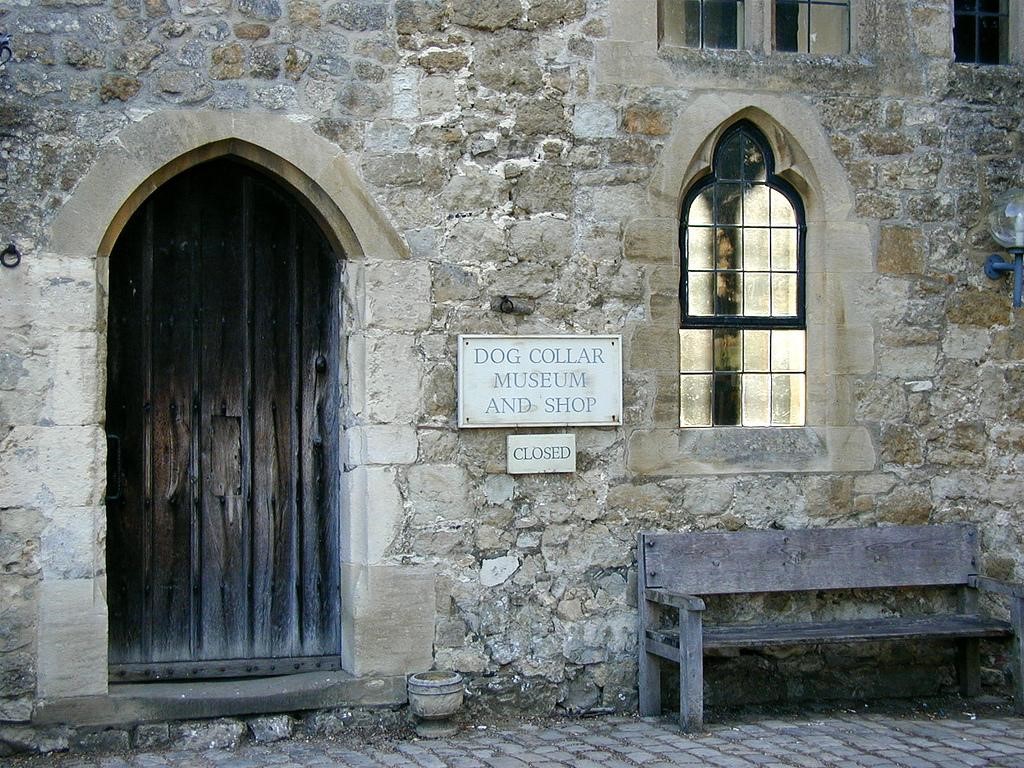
[
  {"x1": 624, "y1": 0, "x2": 1024, "y2": 63},
  {"x1": 35, "y1": 111, "x2": 436, "y2": 706},
  {"x1": 624, "y1": 93, "x2": 877, "y2": 475}
]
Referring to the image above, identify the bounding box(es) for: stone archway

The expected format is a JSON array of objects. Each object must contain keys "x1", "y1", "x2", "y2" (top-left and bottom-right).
[{"x1": 36, "y1": 111, "x2": 428, "y2": 705}]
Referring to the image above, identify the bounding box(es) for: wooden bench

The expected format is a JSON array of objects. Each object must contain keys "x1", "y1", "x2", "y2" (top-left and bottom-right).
[{"x1": 637, "y1": 524, "x2": 1024, "y2": 731}]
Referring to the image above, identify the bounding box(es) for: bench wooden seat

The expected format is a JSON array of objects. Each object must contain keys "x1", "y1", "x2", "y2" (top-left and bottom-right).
[
  {"x1": 637, "y1": 524, "x2": 1024, "y2": 732},
  {"x1": 651, "y1": 614, "x2": 1013, "y2": 651}
]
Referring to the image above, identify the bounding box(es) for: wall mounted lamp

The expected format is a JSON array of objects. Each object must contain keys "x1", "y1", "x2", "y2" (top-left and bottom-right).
[{"x1": 984, "y1": 189, "x2": 1024, "y2": 309}]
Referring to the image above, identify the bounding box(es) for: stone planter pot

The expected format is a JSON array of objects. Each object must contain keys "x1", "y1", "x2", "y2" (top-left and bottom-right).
[{"x1": 407, "y1": 670, "x2": 464, "y2": 738}]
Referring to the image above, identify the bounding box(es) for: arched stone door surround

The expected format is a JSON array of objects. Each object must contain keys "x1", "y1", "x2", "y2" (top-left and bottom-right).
[{"x1": 38, "y1": 111, "x2": 433, "y2": 702}]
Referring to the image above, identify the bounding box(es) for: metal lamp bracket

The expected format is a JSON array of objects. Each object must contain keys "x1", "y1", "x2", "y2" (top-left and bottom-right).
[{"x1": 984, "y1": 249, "x2": 1024, "y2": 309}]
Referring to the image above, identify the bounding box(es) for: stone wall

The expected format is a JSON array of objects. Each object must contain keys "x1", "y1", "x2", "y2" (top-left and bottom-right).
[{"x1": 1, "y1": 0, "x2": 1023, "y2": 723}]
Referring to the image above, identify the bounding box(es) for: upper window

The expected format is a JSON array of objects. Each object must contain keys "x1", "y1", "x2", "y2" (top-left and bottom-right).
[
  {"x1": 774, "y1": 0, "x2": 850, "y2": 54},
  {"x1": 679, "y1": 122, "x2": 807, "y2": 427},
  {"x1": 663, "y1": 0, "x2": 745, "y2": 49},
  {"x1": 954, "y1": 0, "x2": 1009, "y2": 64}
]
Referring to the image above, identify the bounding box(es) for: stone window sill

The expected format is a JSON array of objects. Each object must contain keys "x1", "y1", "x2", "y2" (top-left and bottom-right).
[{"x1": 626, "y1": 425, "x2": 875, "y2": 475}]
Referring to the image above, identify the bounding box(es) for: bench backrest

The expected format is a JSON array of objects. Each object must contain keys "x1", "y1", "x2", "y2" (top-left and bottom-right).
[{"x1": 640, "y1": 524, "x2": 979, "y2": 595}]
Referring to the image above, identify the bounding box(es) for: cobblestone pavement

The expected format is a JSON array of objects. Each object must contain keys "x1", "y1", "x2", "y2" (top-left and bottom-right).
[{"x1": 11, "y1": 714, "x2": 1024, "y2": 768}]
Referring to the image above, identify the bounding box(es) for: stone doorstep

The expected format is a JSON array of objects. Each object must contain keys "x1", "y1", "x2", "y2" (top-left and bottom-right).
[{"x1": 30, "y1": 671, "x2": 408, "y2": 729}]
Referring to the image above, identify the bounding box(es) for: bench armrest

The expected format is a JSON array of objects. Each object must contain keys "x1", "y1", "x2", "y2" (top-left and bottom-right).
[
  {"x1": 644, "y1": 588, "x2": 705, "y2": 612},
  {"x1": 969, "y1": 575, "x2": 1024, "y2": 598}
]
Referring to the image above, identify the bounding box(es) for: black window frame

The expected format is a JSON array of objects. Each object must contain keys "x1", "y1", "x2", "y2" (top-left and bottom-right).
[
  {"x1": 953, "y1": 0, "x2": 1010, "y2": 65},
  {"x1": 679, "y1": 120, "x2": 808, "y2": 331}
]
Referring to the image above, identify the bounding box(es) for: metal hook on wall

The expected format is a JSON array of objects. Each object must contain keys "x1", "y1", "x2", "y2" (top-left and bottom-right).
[
  {"x1": 2, "y1": 244, "x2": 21, "y2": 269},
  {"x1": 0, "y1": 35, "x2": 12, "y2": 66}
]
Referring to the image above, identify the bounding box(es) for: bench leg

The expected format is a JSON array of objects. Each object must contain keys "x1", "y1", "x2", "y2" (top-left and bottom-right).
[
  {"x1": 678, "y1": 607, "x2": 704, "y2": 733},
  {"x1": 639, "y1": 648, "x2": 662, "y2": 716},
  {"x1": 1012, "y1": 597, "x2": 1024, "y2": 715},
  {"x1": 956, "y1": 639, "x2": 981, "y2": 697}
]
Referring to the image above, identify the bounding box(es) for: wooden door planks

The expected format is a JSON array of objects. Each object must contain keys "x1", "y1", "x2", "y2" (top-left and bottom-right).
[{"x1": 107, "y1": 159, "x2": 342, "y2": 675}]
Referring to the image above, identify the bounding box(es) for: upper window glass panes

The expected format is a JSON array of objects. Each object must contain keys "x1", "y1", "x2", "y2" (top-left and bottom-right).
[
  {"x1": 954, "y1": 0, "x2": 1009, "y2": 64},
  {"x1": 663, "y1": 0, "x2": 745, "y2": 49},
  {"x1": 775, "y1": 0, "x2": 850, "y2": 54},
  {"x1": 682, "y1": 127, "x2": 803, "y2": 324}
]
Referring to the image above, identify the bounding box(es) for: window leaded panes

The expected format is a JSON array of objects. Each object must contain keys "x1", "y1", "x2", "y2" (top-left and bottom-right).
[
  {"x1": 663, "y1": 0, "x2": 745, "y2": 49},
  {"x1": 954, "y1": 0, "x2": 1009, "y2": 64},
  {"x1": 679, "y1": 122, "x2": 807, "y2": 427},
  {"x1": 775, "y1": 0, "x2": 850, "y2": 54}
]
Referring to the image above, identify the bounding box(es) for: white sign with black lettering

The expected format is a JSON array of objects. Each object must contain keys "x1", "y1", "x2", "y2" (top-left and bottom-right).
[
  {"x1": 458, "y1": 335, "x2": 622, "y2": 428},
  {"x1": 507, "y1": 434, "x2": 576, "y2": 475}
]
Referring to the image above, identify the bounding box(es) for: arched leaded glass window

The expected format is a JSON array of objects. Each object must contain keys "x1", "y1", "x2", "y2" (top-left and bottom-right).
[{"x1": 679, "y1": 121, "x2": 807, "y2": 427}]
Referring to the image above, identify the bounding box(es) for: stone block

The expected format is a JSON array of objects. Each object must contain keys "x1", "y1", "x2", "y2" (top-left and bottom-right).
[
  {"x1": 452, "y1": 0, "x2": 520, "y2": 30},
  {"x1": 363, "y1": 152, "x2": 446, "y2": 189},
  {"x1": 943, "y1": 326, "x2": 991, "y2": 359},
  {"x1": 171, "y1": 719, "x2": 246, "y2": 750},
  {"x1": 341, "y1": 563, "x2": 435, "y2": 676},
  {"x1": 623, "y1": 102, "x2": 672, "y2": 136},
  {"x1": 365, "y1": 120, "x2": 413, "y2": 154},
  {"x1": 0, "y1": 427, "x2": 104, "y2": 508},
  {"x1": 407, "y1": 464, "x2": 472, "y2": 522},
  {"x1": 508, "y1": 218, "x2": 573, "y2": 263},
  {"x1": 247, "y1": 714, "x2": 294, "y2": 743},
  {"x1": 595, "y1": 42, "x2": 672, "y2": 87},
  {"x1": 365, "y1": 260, "x2": 431, "y2": 331},
  {"x1": 527, "y1": 0, "x2": 586, "y2": 26},
  {"x1": 445, "y1": 218, "x2": 509, "y2": 263},
  {"x1": 132, "y1": 723, "x2": 170, "y2": 749},
  {"x1": 587, "y1": 183, "x2": 648, "y2": 226},
  {"x1": 513, "y1": 164, "x2": 572, "y2": 215},
  {"x1": 573, "y1": 103, "x2": 619, "y2": 139},
  {"x1": 420, "y1": 75, "x2": 459, "y2": 115},
  {"x1": 348, "y1": 424, "x2": 418, "y2": 466},
  {"x1": 474, "y1": 31, "x2": 543, "y2": 94},
  {"x1": 44, "y1": 332, "x2": 102, "y2": 426},
  {"x1": 626, "y1": 430, "x2": 678, "y2": 475},
  {"x1": 629, "y1": 325, "x2": 679, "y2": 372},
  {"x1": 877, "y1": 225, "x2": 925, "y2": 274},
  {"x1": 364, "y1": 334, "x2": 422, "y2": 423},
  {"x1": 37, "y1": 578, "x2": 107, "y2": 698},
  {"x1": 516, "y1": 97, "x2": 568, "y2": 136},
  {"x1": 877, "y1": 344, "x2": 937, "y2": 377},
  {"x1": 0, "y1": 578, "x2": 37, "y2": 712},
  {"x1": 0, "y1": 255, "x2": 97, "y2": 333},
  {"x1": 396, "y1": 0, "x2": 445, "y2": 34},
  {"x1": 911, "y1": 6, "x2": 951, "y2": 56},
  {"x1": 827, "y1": 325, "x2": 875, "y2": 375},
  {"x1": 812, "y1": 222, "x2": 874, "y2": 275},
  {"x1": 0, "y1": 509, "x2": 42, "y2": 577},
  {"x1": 342, "y1": 466, "x2": 403, "y2": 565},
  {"x1": 390, "y1": 70, "x2": 419, "y2": 120},
  {"x1": 946, "y1": 288, "x2": 1013, "y2": 327},
  {"x1": 623, "y1": 218, "x2": 677, "y2": 263},
  {"x1": 607, "y1": 0, "x2": 658, "y2": 42},
  {"x1": 480, "y1": 555, "x2": 519, "y2": 586},
  {"x1": 40, "y1": 507, "x2": 99, "y2": 580},
  {"x1": 441, "y1": 168, "x2": 508, "y2": 213},
  {"x1": 325, "y1": 2, "x2": 386, "y2": 30}
]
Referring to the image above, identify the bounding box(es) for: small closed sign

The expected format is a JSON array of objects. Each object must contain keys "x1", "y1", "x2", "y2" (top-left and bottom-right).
[{"x1": 507, "y1": 434, "x2": 576, "y2": 475}]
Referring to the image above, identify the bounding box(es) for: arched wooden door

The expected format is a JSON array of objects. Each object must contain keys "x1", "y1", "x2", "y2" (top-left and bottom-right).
[{"x1": 106, "y1": 158, "x2": 342, "y2": 680}]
